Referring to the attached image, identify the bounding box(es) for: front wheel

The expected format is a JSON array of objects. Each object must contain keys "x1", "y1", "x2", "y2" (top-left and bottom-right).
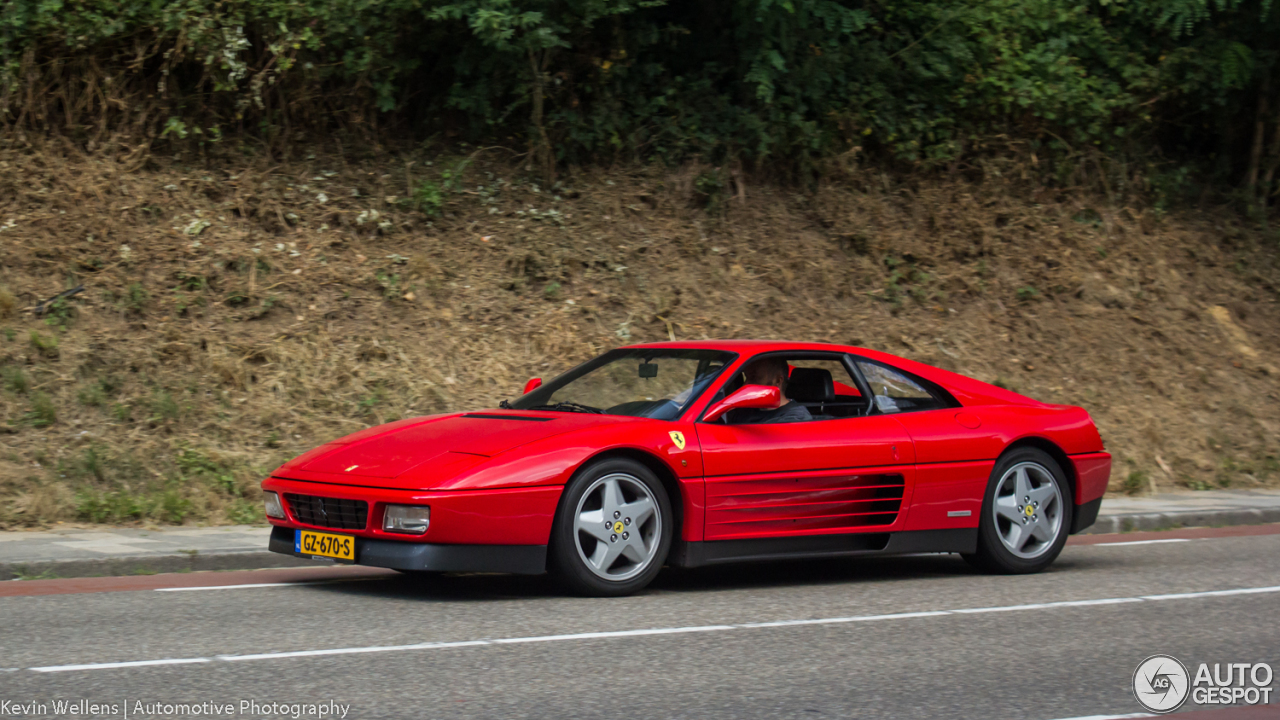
[
  {"x1": 964, "y1": 447, "x2": 1073, "y2": 574},
  {"x1": 549, "y1": 458, "x2": 673, "y2": 597}
]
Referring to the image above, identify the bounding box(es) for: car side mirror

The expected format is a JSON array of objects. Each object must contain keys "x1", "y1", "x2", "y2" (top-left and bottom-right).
[
  {"x1": 522, "y1": 377, "x2": 543, "y2": 394},
  {"x1": 702, "y1": 384, "x2": 783, "y2": 423}
]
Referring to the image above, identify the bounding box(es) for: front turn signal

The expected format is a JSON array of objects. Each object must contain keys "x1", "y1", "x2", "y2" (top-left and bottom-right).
[
  {"x1": 264, "y1": 491, "x2": 285, "y2": 519},
  {"x1": 383, "y1": 505, "x2": 431, "y2": 535}
]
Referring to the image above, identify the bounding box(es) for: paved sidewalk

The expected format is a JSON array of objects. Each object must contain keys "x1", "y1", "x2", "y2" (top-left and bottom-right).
[
  {"x1": 0, "y1": 525, "x2": 305, "y2": 580},
  {"x1": 2, "y1": 489, "x2": 1279, "y2": 580},
  {"x1": 1084, "y1": 488, "x2": 1280, "y2": 534}
]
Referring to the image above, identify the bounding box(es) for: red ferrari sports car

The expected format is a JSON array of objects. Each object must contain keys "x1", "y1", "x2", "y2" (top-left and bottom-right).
[{"x1": 263, "y1": 340, "x2": 1110, "y2": 596}]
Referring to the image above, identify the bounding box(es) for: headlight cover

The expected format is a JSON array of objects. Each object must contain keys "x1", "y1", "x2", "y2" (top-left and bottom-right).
[
  {"x1": 263, "y1": 491, "x2": 285, "y2": 519},
  {"x1": 383, "y1": 504, "x2": 430, "y2": 535}
]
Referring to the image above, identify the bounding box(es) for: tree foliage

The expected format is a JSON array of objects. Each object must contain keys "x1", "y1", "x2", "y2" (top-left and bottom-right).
[{"x1": 2, "y1": 0, "x2": 1279, "y2": 195}]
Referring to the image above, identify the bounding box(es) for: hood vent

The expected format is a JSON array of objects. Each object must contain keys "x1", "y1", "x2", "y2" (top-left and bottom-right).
[{"x1": 463, "y1": 413, "x2": 555, "y2": 422}]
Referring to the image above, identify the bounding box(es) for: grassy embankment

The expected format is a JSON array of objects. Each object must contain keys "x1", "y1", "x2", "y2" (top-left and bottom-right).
[{"x1": 0, "y1": 149, "x2": 1277, "y2": 527}]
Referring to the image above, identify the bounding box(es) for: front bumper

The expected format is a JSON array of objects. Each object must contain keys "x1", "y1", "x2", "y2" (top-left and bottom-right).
[
  {"x1": 261, "y1": 477, "x2": 561, "y2": 545},
  {"x1": 269, "y1": 527, "x2": 546, "y2": 574}
]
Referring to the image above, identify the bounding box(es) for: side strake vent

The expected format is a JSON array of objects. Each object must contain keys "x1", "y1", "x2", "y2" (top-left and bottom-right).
[
  {"x1": 705, "y1": 473, "x2": 908, "y2": 540},
  {"x1": 463, "y1": 413, "x2": 555, "y2": 422}
]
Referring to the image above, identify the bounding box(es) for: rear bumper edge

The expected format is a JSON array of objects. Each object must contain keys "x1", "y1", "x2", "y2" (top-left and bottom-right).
[
  {"x1": 1070, "y1": 496, "x2": 1103, "y2": 534},
  {"x1": 269, "y1": 526, "x2": 546, "y2": 574}
]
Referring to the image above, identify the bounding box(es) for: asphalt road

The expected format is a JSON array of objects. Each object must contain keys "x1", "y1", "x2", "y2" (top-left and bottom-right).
[{"x1": 2, "y1": 528, "x2": 1279, "y2": 720}]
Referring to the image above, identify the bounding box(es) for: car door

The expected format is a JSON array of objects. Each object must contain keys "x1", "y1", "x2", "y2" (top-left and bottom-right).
[
  {"x1": 850, "y1": 357, "x2": 993, "y2": 532},
  {"x1": 695, "y1": 355, "x2": 916, "y2": 541}
]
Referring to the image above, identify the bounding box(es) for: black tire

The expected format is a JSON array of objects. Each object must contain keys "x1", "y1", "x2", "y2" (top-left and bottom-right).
[
  {"x1": 963, "y1": 447, "x2": 1074, "y2": 574},
  {"x1": 549, "y1": 457, "x2": 673, "y2": 597}
]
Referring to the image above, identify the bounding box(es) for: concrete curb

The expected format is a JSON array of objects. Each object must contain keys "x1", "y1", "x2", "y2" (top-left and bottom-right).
[
  {"x1": 0, "y1": 550, "x2": 314, "y2": 582},
  {"x1": 1079, "y1": 508, "x2": 1280, "y2": 535},
  {"x1": 3, "y1": 508, "x2": 1278, "y2": 580}
]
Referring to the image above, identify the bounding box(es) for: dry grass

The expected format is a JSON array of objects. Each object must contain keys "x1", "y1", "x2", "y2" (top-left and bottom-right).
[
  {"x1": 0, "y1": 288, "x2": 15, "y2": 319},
  {"x1": 0, "y1": 145, "x2": 1278, "y2": 527}
]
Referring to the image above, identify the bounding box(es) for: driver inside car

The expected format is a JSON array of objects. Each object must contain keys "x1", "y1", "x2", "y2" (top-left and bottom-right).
[{"x1": 725, "y1": 357, "x2": 813, "y2": 425}]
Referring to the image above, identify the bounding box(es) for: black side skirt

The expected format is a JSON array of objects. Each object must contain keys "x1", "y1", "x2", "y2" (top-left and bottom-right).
[
  {"x1": 269, "y1": 526, "x2": 546, "y2": 575},
  {"x1": 671, "y1": 528, "x2": 978, "y2": 569}
]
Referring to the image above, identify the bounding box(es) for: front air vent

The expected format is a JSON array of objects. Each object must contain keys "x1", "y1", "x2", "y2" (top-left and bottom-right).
[{"x1": 284, "y1": 494, "x2": 368, "y2": 530}]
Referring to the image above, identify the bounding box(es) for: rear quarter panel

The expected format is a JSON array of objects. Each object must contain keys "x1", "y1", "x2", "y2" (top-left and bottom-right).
[{"x1": 895, "y1": 404, "x2": 1107, "y2": 531}]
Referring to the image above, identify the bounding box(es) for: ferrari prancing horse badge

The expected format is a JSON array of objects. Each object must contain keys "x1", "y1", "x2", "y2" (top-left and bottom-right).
[{"x1": 669, "y1": 431, "x2": 686, "y2": 450}]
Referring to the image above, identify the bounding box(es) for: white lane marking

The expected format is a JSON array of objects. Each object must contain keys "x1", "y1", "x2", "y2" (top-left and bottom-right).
[
  {"x1": 1092, "y1": 538, "x2": 1191, "y2": 547},
  {"x1": 1041, "y1": 714, "x2": 1152, "y2": 720},
  {"x1": 492, "y1": 625, "x2": 735, "y2": 644},
  {"x1": 27, "y1": 584, "x2": 1280, "y2": 673},
  {"x1": 30, "y1": 658, "x2": 211, "y2": 673},
  {"x1": 740, "y1": 611, "x2": 951, "y2": 628},
  {"x1": 155, "y1": 581, "x2": 336, "y2": 592},
  {"x1": 1141, "y1": 584, "x2": 1280, "y2": 601},
  {"x1": 953, "y1": 598, "x2": 1143, "y2": 614},
  {"x1": 220, "y1": 640, "x2": 489, "y2": 662}
]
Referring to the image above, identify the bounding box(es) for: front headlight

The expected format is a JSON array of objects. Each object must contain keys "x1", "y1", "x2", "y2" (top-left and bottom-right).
[
  {"x1": 263, "y1": 491, "x2": 285, "y2": 519},
  {"x1": 383, "y1": 504, "x2": 430, "y2": 535}
]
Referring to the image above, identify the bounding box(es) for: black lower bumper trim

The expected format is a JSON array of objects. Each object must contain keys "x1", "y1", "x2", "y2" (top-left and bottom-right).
[
  {"x1": 1071, "y1": 496, "x2": 1103, "y2": 534},
  {"x1": 671, "y1": 528, "x2": 977, "y2": 568},
  {"x1": 268, "y1": 526, "x2": 546, "y2": 574}
]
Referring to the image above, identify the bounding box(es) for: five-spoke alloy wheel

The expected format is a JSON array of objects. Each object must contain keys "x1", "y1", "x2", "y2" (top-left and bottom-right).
[
  {"x1": 550, "y1": 458, "x2": 673, "y2": 596},
  {"x1": 965, "y1": 447, "x2": 1073, "y2": 574},
  {"x1": 992, "y1": 461, "x2": 1063, "y2": 559}
]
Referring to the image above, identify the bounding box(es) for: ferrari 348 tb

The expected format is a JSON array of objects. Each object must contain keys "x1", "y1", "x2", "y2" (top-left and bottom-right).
[{"x1": 263, "y1": 341, "x2": 1110, "y2": 596}]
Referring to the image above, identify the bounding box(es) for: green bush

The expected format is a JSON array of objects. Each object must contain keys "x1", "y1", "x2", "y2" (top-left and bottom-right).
[
  {"x1": 77, "y1": 383, "x2": 107, "y2": 407},
  {"x1": 75, "y1": 489, "x2": 192, "y2": 524},
  {"x1": 2, "y1": 366, "x2": 28, "y2": 394},
  {"x1": 42, "y1": 297, "x2": 75, "y2": 328},
  {"x1": 27, "y1": 391, "x2": 56, "y2": 427},
  {"x1": 76, "y1": 491, "x2": 143, "y2": 524},
  {"x1": 224, "y1": 498, "x2": 261, "y2": 525},
  {"x1": 28, "y1": 331, "x2": 58, "y2": 359},
  {"x1": 124, "y1": 283, "x2": 149, "y2": 314},
  {"x1": 1122, "y1": 470, "x2": 1149, "y2": 495},
  {"x1": 1, "y1": 0, "x2": 1277, "y2": 187},
  {"x1": 412, "y1": 180, "x2": 445, "y2": 217},
  {"x1": 149, "y1": 389, "x2": 181, "y2": 423}
]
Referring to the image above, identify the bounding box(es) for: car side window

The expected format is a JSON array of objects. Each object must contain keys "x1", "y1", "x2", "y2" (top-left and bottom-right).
[
  {"x1": 709, "y1": 355, "x2": 870, "y2": 423},
  {"x1": 783, "y1": 358, "x2": 866, "y2": 420},
  {"x1": 855, "y1": 361, "x2": 947, "y2": 414}
]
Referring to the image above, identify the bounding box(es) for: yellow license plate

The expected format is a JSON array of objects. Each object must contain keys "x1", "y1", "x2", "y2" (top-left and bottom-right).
[{"x1": 295, "y1": 529, "x2": 355, "y2": 561}]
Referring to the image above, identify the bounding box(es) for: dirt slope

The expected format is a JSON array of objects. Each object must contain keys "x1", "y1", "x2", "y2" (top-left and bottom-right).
[{"x1": 0, "y1": 148, "x2": 1277, "y2": 527}]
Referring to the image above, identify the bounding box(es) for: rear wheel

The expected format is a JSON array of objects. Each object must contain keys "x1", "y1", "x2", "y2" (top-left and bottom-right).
[
  {"x1": 964, "y1": 447, "x2": 1073, "y2": 574},
  {"x1": 549, "y1": 457, "x2": 672, "y2": 596}
]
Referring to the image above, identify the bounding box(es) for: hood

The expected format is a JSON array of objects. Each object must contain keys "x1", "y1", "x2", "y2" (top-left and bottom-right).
[{"x1": 291, "y1": 411, "x2": 619, "y2": 480}]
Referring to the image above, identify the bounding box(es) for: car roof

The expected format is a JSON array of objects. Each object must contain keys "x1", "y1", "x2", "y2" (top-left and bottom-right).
[
  {"x1": 621, "y1": 339, "x2": 851, "y2": 351},
  {"x1": 620, "y1": 339, "x2": 1046, "y2": 408},
  {"x1": 620, "y1": 339, "x2": 878, "y2": 357}
]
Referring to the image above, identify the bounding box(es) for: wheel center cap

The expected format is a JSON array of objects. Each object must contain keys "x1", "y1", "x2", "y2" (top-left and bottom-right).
[
  {"x1": 613, "y1": 521, "x2": 625, "y2": 533},
  {"x1": 1024, "y1": 505, "x2": 1035, "y2": 517}
]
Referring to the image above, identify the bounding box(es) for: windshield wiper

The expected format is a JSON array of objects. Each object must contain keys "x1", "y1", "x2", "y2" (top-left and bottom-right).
[
  {"x1": 529, "y1": 401, "x2": 604, "y2": 414},
  {"x1": 498, "y1": 399, "x2": 513, "y2": 409}
]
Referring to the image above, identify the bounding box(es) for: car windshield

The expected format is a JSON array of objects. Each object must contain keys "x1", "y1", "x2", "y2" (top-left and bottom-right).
[{"x1": 510, "y1": 348, "x2": 736, "y2": 420}]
